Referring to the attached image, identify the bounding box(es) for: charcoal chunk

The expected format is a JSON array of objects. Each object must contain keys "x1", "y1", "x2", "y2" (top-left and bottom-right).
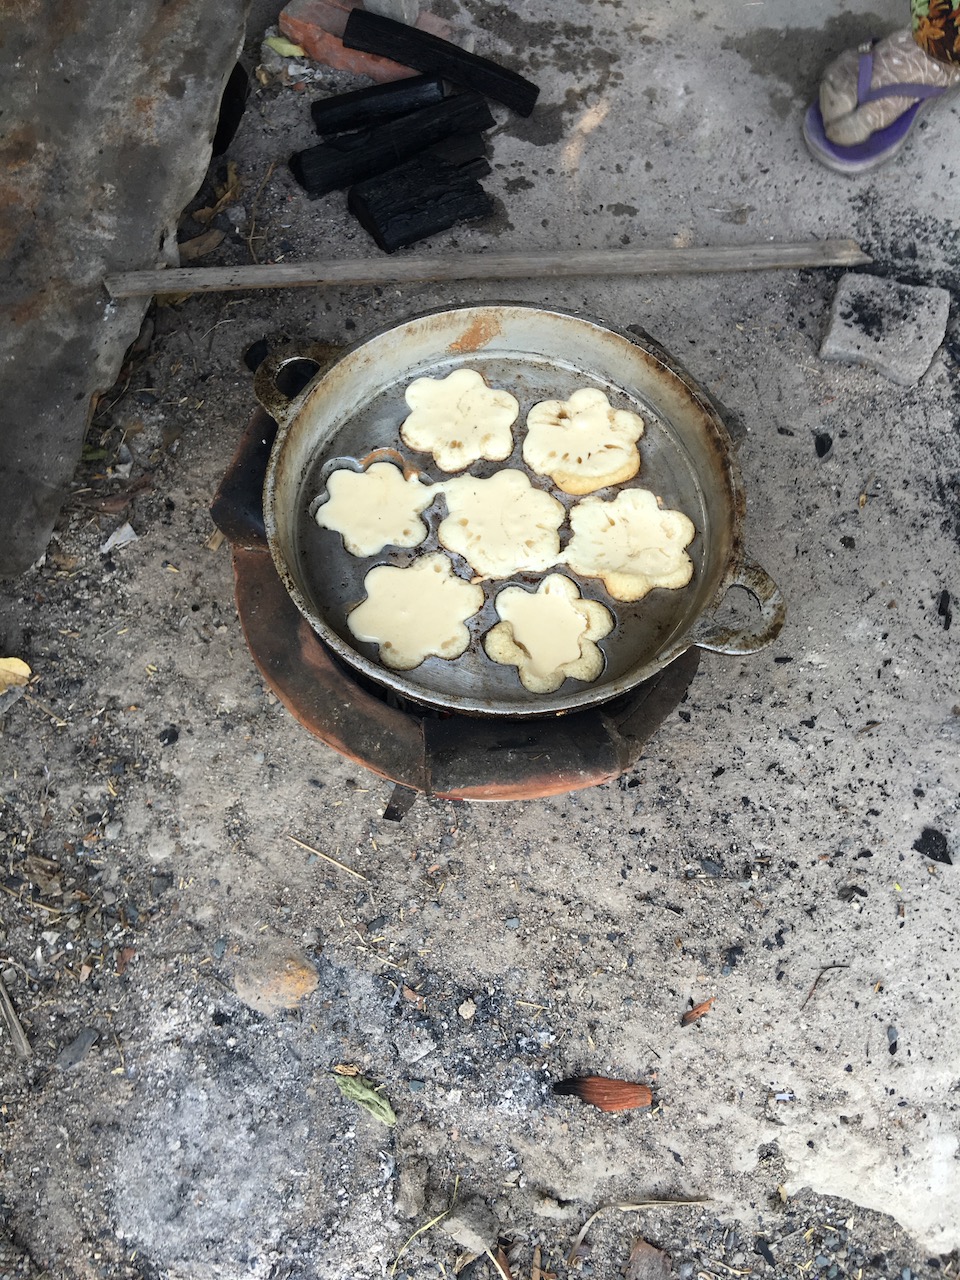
[
  {"x1": 343, "y1": 9, "x2": 539, "y2": 116},
  {"x1": 290, "y1": 91, "x2": 495, "y2": 197},
  {"x1": 311, "y1": 75, "x2": 444, "y2": 135},
  {"x1": 348, "y1": 149, "x2": 493, "y2": 252}
]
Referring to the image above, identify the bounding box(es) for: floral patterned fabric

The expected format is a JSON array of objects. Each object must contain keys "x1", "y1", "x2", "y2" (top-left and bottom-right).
[{"x1": 912, "y1": 0, "x2": 960, "y2": 62}]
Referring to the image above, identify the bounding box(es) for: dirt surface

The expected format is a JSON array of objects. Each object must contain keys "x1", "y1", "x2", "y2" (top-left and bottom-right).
[{"x1": 2, "y1": 1, "x2": 960, "y2": 1278}]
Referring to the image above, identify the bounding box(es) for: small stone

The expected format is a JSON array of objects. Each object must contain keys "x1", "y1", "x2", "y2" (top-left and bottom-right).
[
  {"x1": 394, "y1": 1027, "x2": 437, "y2": 1064},
  {"x1": 394, "y1": 1158, "x2": 428, "y2": 1219},
  {"x1": 679, "y1": 1265, "x2": 695, "y2": 1280},
  {"x1": 222, "y1": 203, "x2": 246, "y2": 231},
  {"x1": 458, "y1": 998, "x2": 477, "y2": 1020},
  {"x1": 820, "y1": 273, "x2": 951, "y2": 387},
  {"x1": 56, "y1": 1027, "x2": 99, "y2": 1070},
  {"x1": 505, "y1": 917, "x2": 520, "y2": 931},
  {"x1": 440, "y1": 1196, "x2": 499, "y2": 1254},
  {"x1": 104, "y1": 820, "x2": 123, "y2": 841},
  {"x1": 815, "y1": 1256, "x2": 829, "y2": 1268},
  {"x1": 408, "y1": 1079, "x2": 425, "y2": 1093},
  {"x1": 232, "y1": 947, "x2": 319, "y2": 1016}
]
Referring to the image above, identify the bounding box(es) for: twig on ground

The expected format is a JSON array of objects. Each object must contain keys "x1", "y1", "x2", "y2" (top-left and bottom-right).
[
  {"x1": 247, "y1": 161, "x2": 277, "y2": 264},
  {"x1": 800, "y1": 963, "x2": 849, "y2": 1010},
  {"x1": 567, "y1": 1198, "x2": 710, "y2": 1266},
  {"x1": 287, "y1": 833, "x2": 369, "y2": 882},
  {"x1": 0, "y1": 973, "x2": 31, "y2": 1059}
]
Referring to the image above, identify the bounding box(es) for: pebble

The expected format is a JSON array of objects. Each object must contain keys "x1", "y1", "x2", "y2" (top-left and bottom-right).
[
  {"x1": 104, "y1": 820, "x2": 123, "y2": 841},
  {"x1": 679, "y1": 1264, "x2": 695, "y2": 1279},
  {"x1": 505, "y1": 917, "x2": 520, "y2": 930},
  {"x1": 458, "y1": 998, "x2": 477, "y2": 1020},
  {"x1": 56, "y1": 1027, "x2": 99, "y2": 1070},
  {"x1": 408, "y1": 1079, "x2": 425, "y2": 1093},
  {"x1": 232, "y1": 947, "x2": 319, "y2": 1016},
  {"x1": 440, "y1": 1197, "x2": 499, "y2": 1255}
]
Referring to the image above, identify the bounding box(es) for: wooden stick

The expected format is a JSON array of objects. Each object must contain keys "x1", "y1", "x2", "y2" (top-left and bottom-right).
[
  {"x1": 105, "y1": 239, "x2": 870, "y2": 298},
  {"x1": 286, "y1": 833, "x2": 369, "y2": 882},
  {"x1": 0, "y1": 973, "x2": 31, "y2": 1060}
]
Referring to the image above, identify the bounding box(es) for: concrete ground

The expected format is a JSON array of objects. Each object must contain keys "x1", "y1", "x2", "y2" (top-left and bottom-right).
[{"x1": 1, "y1": 1, "x2": 959, "y2": 1277}]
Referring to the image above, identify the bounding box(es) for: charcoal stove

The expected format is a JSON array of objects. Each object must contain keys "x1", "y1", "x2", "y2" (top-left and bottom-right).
[{"x1": 211, "y1": 406, "x2": 700, "y2": 802}]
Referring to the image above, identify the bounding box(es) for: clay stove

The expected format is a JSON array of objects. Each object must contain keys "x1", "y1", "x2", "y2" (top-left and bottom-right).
[{"x1": 211, "y1": 408, "x2": 700, "y2": 803}]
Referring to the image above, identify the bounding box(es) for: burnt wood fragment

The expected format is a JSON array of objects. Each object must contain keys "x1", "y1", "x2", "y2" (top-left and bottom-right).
[
  {"x1": 290, "y1": 91, "x2": 495, "y2": 196},
  {"x1": 342, "y1": 9, "x2": 540, "y2": 116},
  {"x1": 311, "y1": 74, "x2": 444, "y2": 135},
  {"x1": 348, "y1": 151, "x2": 493, "y2": 251}
]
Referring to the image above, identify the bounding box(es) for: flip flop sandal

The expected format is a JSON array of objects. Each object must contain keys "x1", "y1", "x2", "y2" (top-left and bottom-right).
[{"x1": 803, "y1": 42, "x2": 949, "y2": 174}]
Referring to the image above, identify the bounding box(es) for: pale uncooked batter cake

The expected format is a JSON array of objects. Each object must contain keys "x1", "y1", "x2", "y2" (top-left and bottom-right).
[
  {"x1": 437, "y1": 469, "x2": 565, "y2": 578},
  {"x1": 314, "y1": 461, "x2": 436, "y2": 556},
  {"x1": 484, "y1": 574, "x2": 614, "y2": 693},
  {"x1": 347, "y1": 552, "x2": 484, "y2": 670}
]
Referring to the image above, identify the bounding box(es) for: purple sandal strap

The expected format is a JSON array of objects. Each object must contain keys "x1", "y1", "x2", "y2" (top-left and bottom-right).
[{"x1": 857, "y1": 50, "x2": 948, "y2": 105}]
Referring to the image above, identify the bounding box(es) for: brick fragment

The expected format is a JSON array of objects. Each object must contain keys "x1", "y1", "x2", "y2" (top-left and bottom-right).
[
  {"x1": 279, "y1": 0, "x2": 455, "y2": 83},
  {"x1": 820, "y1": 272, "x2": 951, "y2": 387}
]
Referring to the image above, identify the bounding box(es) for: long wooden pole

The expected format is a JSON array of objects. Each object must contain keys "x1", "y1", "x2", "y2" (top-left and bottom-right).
[{"x1": 104, "y1": 239, "x2": 870, "y2": 298}]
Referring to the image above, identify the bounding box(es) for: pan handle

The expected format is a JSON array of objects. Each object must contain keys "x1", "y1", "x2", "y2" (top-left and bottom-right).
[
  {"x1": 693, "y1": 560, "x2": 787, "y2": 656},
  {"x1": 253, "y1": 341, "x2": 344, "y2": 421}
]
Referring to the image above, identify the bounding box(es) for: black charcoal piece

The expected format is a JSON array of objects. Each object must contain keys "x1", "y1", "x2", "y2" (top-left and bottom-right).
[
  {"x1": 290, "y1": 92, "x2": 495, "y2": 197},
  {"x1": 348, "y1": 151, "x2": 493, "y2": 252},
  {"x1": 342, "y1": 9, "x2": 540, "y2": 116},
  {"x1": 913, "y1": 826, "x2": 952, "y2": 865},
  {"x1": 311, "y1": 75, "x2": 444, "y2": 135}
]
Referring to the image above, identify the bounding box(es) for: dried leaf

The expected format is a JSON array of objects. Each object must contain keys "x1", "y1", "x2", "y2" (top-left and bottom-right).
[
  {"x1": 332, "y1": 1062, "x2": 360, "y2": 1076},
  {"x1": 490, "y1": 1246, "x2": 513, "y2": 1280},
  {"x1": 333, "y1": 1072, "x2": 396, "y2": 1126},
  {"x1": 626, "y1": 1239, "x2": 673, "y2": 1280},
  {"x1": 681, "y1": 996, "x2": 715, "y2": 1027},
  {"x1": 116, "y1": 946, "x2": 137, "y2": 977},
  {"x1": 178, "y1": 228, "x2": 225, "y2": 263},
  {"x1": 0, "y1": 657, "x2": 31, "y2": 695},
  {"x1": 193, "y1": 161, "x2": 243, "y2": 225}
]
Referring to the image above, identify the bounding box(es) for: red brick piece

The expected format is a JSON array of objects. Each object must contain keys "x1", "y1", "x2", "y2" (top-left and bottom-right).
[{"x1": 279, "y1": 0, "x2": 454, "y2": 83}]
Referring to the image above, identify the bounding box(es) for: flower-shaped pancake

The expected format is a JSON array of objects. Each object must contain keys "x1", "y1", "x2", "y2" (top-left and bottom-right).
[
  {"x1": 484, "y1": 574, "x2": 613, "y2": 693},
  {"x1": 563, "y1": 488, "x2": 695, "y2": 602},
  {"x1": 437, "y1": 469, "x2": 565, "y2": 578},
  {"x1": 314, "y1": 462, "x2": 436, "y2": 557},
  {"x1": 522, "y1": 387, "x2": 644, "y2": 495},
  {"x1": 400, "y1": 368, "x2": 519, "y2": 472},
  {"x1": 347, "y1": 552, "x2": 484, "y2": 670}
]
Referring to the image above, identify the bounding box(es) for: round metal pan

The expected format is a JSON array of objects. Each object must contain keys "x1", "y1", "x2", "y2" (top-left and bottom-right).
[{"x1": 257, "y1": 304, "x2": 785, "y2": 718}]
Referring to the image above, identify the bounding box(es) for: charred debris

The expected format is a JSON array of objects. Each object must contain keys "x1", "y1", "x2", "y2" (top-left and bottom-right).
[{"x1": 289, "y1": 16, "x2": 539, "y2": 252}]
